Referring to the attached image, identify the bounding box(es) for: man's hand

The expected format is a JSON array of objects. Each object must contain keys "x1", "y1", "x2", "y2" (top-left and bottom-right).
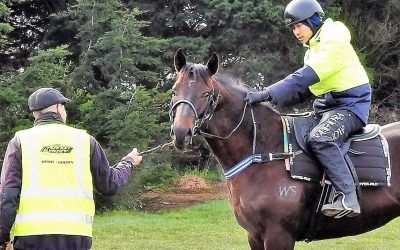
[
  {"x1": 244, "y1": 91, "x2": 270, "y2": 105},
  {"x1": 0, "y1": 242, "x2": 10, "y2": 250},
  {"x1": 127, "y1": 148, "x2": 143, "y2": 166}
]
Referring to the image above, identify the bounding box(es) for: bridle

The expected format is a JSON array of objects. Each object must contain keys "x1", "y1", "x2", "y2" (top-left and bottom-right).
[
  {"x1": 170, "y1": 92, "x2": 257, "y2": 155},
  {"x1": 169, "y1": 88, "x2": 221, "y2": 137},
  {"x1": 169, "y1": 75, "x2": 257, "y2": 148}
]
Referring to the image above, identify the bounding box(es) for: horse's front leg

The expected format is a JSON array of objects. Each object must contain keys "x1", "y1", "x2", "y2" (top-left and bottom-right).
[
  {"x1": 262, "y1": 225, "x2": 295, "y2": 250},
  {"x1": 248, "y1": 233, "x2": 264, "y2": 250},
  {"x1": 248, "y1": 227, "x2": 295, "y2": 250}
]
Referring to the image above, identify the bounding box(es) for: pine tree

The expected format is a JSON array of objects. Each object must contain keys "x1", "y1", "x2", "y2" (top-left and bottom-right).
[{"x1": 0, "y1": 1, "x2": 13, "y2": 47}]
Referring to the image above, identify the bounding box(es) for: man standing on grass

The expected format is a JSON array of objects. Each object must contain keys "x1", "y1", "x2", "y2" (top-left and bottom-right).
[{"x1": 0, "y1": 87, "x2": 142, "y2": 250}]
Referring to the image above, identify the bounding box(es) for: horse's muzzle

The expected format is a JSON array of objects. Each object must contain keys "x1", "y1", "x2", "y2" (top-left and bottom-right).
[{"x1": 171, "y1": 125, "x2": 193, "y2": 150}]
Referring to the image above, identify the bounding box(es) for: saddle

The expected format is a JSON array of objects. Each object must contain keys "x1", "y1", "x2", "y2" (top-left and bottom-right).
[{"x1": 282, "y1": 112, "x2": 391, "y2": 187}]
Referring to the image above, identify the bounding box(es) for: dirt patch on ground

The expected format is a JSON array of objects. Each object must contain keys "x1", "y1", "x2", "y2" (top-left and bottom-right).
[
  {"x1": 139, "y1": 176, "x2": 228, "y2": 212},
  {"x1": 175, "y1": 175, "x2": 210, "y2": 190}
]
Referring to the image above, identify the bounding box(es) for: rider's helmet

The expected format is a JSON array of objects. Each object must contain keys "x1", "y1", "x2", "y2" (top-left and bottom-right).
[{"x1": 284, "y1": 0, "x2": 324, "y2": 27}]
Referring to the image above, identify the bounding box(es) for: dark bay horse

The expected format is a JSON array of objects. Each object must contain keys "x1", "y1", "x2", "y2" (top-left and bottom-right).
[{"x1": 170, "y1": 49, "x2": 400, "y2": 249}]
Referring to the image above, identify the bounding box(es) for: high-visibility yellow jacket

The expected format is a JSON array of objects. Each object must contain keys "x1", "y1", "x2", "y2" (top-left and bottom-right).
[
  {"x1": 13, "y1": 123, "x2": 94, "y2": 237},
  {"x1": 305, "y1": 18, "x2": 369, "y2": 96}
]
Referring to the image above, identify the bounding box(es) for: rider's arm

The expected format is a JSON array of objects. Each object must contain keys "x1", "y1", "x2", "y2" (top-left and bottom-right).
[{"x1": 267, "y1": 65, "x2": 319, "y2": 106}]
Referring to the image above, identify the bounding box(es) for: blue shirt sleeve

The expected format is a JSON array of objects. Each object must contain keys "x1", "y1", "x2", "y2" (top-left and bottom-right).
[{"x1": 267, "y1": 65, "x2": 319, "y2": 106}]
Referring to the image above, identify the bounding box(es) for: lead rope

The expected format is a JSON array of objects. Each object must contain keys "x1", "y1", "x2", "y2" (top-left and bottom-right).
[{"x1": 138, "y1": 141, "x2": 174, "y2": 156}]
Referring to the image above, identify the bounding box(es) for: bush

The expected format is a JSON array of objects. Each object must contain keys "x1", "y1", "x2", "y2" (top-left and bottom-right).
[
  {"x1": 94, "y1": 162, "x2": 179, "y2": 212},
  {"x1": 133, "y1": 163, "x2": 179, "y2": 191}
]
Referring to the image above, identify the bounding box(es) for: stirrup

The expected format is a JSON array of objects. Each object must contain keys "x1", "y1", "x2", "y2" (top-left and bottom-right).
[{"x1": 334, "y1": 209, "x2": 354, "y2": 219}]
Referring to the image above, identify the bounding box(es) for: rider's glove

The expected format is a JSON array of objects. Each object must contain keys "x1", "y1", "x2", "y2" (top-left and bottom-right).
[{"x1": 244, "y1": 91, "x2": 271, "y2": 105}]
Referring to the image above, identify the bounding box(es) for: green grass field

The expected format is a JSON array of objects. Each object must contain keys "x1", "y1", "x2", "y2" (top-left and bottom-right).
[{"x1": 93, "y1": 199, "x2": 400, "y2": 250}]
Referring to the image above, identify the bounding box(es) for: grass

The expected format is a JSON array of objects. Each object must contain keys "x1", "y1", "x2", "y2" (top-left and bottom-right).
[{"x1": 93, "y1": 199, "x2": 400, "y2": 250}]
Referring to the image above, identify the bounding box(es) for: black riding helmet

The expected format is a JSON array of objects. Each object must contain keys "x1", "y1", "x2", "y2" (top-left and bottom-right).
[{"x1": 284, "y1": 0, "x2": 324, "y2": 26}]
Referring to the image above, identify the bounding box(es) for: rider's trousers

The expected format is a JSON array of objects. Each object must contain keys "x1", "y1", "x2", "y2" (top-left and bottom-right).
[{"x1": 308, "y1": 110, "x2": 364, "y2": 194}]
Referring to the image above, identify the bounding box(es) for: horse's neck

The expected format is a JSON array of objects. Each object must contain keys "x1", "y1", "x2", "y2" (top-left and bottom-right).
[{"x1": 204, "y1": 88, "x2": 283, "y2": 169}]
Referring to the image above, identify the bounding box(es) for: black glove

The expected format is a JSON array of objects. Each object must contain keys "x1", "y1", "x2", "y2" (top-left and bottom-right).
[{"x1": 244, "y1": 91, "x2": 270, "y2": 104}]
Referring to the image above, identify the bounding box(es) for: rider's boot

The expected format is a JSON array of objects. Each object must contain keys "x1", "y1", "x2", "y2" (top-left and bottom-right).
[{"x1": 321, "y1": 190, "x2": 360, "y2": 218}]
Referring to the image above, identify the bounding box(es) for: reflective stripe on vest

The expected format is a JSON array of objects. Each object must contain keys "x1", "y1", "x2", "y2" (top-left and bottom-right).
[
  {"x1": 304, "y1": 19, "x2": 369, "y2": 96},
  {"x1": 16, "y1": 212, "x2": 93, "y2": 224},
  {"x1": 13, "y1": 124, "x2": 94, "y2": 237}
]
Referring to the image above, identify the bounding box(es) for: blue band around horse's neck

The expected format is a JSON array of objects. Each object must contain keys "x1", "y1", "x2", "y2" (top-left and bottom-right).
[
  {"x1": 223, "y1": 153, "x2": 293, "y2": 179},
  {"x1": 223, "y1": 155, "x2": 254, "y2": 179}
]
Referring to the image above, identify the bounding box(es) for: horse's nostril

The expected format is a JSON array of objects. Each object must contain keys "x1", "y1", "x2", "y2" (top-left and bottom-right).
[{"x1": 173, "y1": 126, "x2": 190, "y2": 142}]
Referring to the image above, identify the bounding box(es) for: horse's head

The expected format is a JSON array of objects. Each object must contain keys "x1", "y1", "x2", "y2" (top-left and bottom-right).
[{"x1": 170, "y1": 49, "x2": 220, "y2": 150}]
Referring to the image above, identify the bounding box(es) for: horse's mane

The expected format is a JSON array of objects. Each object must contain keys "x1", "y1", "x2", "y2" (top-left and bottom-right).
[
  {"x1": 213, "y1": 74, "x2": 249, "y2": 93},
  {"x1": 182, "y1": 62, "x2": 248, "y2": 90},
  {"x1": 213, "y1": 74, "x2": 280, "y2": 115},
  {"x1": 184, "y1": 62, "x2": 280, "y2": 115}
]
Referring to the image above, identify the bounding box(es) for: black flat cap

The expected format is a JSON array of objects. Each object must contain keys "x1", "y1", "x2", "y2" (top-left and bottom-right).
[{"x1": 28, "y1": 88, "x2": 71, "y2": 111}]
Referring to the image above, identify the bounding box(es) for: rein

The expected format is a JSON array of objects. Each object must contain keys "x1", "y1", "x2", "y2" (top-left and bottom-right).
[{"x1": 200, "y1": 102, "x2": 250, "y2": 141}]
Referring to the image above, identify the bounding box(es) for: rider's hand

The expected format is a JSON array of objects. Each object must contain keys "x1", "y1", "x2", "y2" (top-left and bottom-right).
[
  {"x1": 244, "y1": 91, "x2": 270, "y2": 105},
  {"x1": 127, "y1": 148, "x2": 143, "y2": 166}
]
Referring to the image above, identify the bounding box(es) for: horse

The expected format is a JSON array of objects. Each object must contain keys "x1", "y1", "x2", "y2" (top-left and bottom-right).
[{"x1": 169, "y1": 48, "x2": 400, "y2": 249}]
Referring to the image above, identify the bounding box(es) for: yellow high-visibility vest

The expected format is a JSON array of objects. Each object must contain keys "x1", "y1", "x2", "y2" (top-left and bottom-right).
[
  {"x1": 305, "y1": 19, "x2": 369, "y2": 96},
  {"x1": 13, "y1": 123, "x2": 94, "y2": 237}
]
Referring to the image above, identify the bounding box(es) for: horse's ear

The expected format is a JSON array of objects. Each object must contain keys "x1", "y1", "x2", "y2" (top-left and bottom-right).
[
  {"x1": 174, "y1": 48, "x2": 186, "y2": 72},
  {"x1": 207, "y1": 52, "x2": 219, "y2": 75}
]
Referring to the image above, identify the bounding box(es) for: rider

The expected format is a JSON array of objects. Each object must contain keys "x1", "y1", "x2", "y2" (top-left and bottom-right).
[{"x1": 244, "y1": 0, "x2": 371, "y2": 218}]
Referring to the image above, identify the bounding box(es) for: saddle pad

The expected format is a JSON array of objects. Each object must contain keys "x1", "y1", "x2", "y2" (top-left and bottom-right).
[{"x1": 282, "y1": 115, "x2": 391, "y2": 186}]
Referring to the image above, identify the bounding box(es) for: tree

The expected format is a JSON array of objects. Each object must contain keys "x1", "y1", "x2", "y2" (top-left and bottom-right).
[
  {"x1": 0, "y1": 45, "x2": 71, "y2": 165},
  {"x1": 0, "y1": 0, "x2": 73, "y2": 72},
  {"x1": 0, "y1": 1, "x2": 13, "y2": 48},
  {"x1": 340, "y1": 0, "x2": 400, "y2": 120}
]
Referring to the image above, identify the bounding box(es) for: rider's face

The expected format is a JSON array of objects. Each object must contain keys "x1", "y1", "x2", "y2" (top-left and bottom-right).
[{"x1": 291, "y1": 22, "x2": 313, "y2": 44}]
